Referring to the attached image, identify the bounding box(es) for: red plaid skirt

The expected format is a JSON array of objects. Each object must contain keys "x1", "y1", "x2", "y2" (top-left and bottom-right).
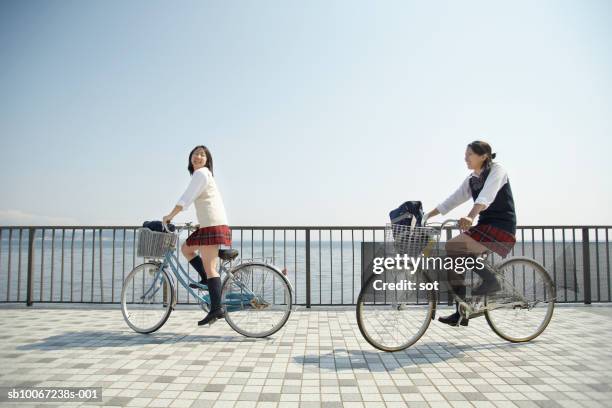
[
  {"x1": 464, "y1": 224, "x2": 516, "y2": 258},
  {"x1": 186, "y1": 225, "x2": 232, "y2": 247}
]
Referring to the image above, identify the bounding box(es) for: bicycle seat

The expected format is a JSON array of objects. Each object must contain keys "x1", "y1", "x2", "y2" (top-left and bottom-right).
[{"x1": 218, "y1": 249, "x2": 239, "y2": 261}]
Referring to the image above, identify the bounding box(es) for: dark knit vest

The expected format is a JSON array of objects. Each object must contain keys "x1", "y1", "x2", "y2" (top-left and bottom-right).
[{"x1": 469, "y1": 165, "x2": 517, "y2": 235}]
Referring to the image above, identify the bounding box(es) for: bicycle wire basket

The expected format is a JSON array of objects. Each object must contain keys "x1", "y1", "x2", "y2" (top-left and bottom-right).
[
  {"x1": 136, "y1": 228, "x2": 177, "y2": 258},
  {"x1": 385, "y1": 223, "x2": 440, "y2": 256}
]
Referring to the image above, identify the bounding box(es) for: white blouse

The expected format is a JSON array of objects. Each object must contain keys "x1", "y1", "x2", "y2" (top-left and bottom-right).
[
  {"x1": 176, "y1": 169, "x2": 209, "y2": 209},
  {"x1": 176, "y1": 167, "x2": 228, "y2": 227},
  {"x1": 436, "y1": 162, "x2": 509, "y2": 215}
]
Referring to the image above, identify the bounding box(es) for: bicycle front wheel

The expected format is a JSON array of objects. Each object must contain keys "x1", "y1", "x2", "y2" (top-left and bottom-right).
[
  {"x1": 222, "y1": 262, "x2": 292, "y2": 338},
  {"x1": 485, "y1": 257, "x2": 555, "y2": 342},
  {"x1": 121, "y1": 262, "x2": 174, "y2": 334},
  {"x1": 356, "y1": 269, "x2": 436, "y2": 352}
]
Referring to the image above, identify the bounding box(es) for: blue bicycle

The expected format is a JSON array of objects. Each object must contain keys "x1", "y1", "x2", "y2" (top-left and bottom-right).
[{"x1": 121, "y1": 223, "x2": 293, "y2": 337}]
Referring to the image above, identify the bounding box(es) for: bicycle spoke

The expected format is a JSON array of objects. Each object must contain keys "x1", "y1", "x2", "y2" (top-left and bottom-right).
[
  {"x1": 357, "y1": 269, "x2": 434, "y2": 352},
  {"x1": 121, "y1": 263, "x2": 173, "y2": 334},
  {"x1": 485, "y1": 258, "x2": 555, "y2": 342},
  {"x1": 223, "y1": 263, "x2": 292, "y2": 338}
]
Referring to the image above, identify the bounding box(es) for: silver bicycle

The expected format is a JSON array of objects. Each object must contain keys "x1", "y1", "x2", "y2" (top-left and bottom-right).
[
  {"x1": 356, "y1": 219, "x2": 556, "y2": 352},
  {"x1": 121, "y1": 223, "x2": 293, "y2": 337}
]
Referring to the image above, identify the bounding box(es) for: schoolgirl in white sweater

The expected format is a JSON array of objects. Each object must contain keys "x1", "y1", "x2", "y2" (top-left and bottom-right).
[{"x1": 163, "y1": 145, "x2": 231, "y2": 326}]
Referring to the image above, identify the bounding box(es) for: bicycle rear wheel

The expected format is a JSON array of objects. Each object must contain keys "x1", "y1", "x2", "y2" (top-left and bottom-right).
[
  {"x1": 121, "y1": 263, "x2": 174, "y2": 334},
  {"x1": 222, "y1": 262, "x2": 292, "y2": 338},
  {"x1": 485, "y1": 257, "x2": 555, "y2": 342},
  {"x1": 356, "y1": 269, "x2": 436, "y2": 352}
]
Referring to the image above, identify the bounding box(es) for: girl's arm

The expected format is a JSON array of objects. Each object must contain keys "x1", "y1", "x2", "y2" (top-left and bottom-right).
[
  {"x1": 459, "y1": 203, "x2": 487, "y2": 231},
  {"x1": 460, "y1": 164, "x2": 508, "y2": 230},
  {"x1": 428, "y1": 202, "x2": 485, "y2": 230},
  {"x1": 163, "y1": 206, "x2": 182, "y2": 225},
  {"x1": 474, "y1": 163, "x2": 508, "y2": 208},
  {"x1": 425, "y1": 208, "x2": 440, "y2": 219},
  {"x1": 163, "y1": 169, "x2": 209, "y2": 224},
  {"x1": 425, "y1": 176, "x2": 471, "y2": 220}
]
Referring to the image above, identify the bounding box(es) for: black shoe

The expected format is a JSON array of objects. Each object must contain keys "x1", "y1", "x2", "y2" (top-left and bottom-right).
[
  {"x1": 198, "y1": 276, "x2": 224, "y2": 326},
  {"x1": 198, "y1": 308, "x2": 225, "y2": 326},
  {"x1": 189, "y1": 280, "x2": 207, "y2": 289},
  {"x1": 438, "y1": 312, "x2": 468, "y2": 327},
  {"x1": 471, "y1": 279, "x2": 501, "y2": 296}
]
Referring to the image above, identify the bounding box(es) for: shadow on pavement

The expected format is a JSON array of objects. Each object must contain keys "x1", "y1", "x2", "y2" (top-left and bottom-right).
[
  {"x1": 294, "y1": 341, "x2": 527, "y2": 372},
  {"x1": 16, "y1": 330, "x2": 264, "y2": 350}
]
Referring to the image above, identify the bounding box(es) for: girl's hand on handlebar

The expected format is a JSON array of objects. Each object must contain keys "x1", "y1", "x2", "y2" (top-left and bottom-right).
[
  {"x1": 458, "y1": 216, "x2": 473, "y2": 231},
  {"x1": 163, "y1": 205, "x2": 182, "y2": 226},
  {"x1": 422, "y1": 213, "x2": 430, "y2": 225},
  {"x1": 422, "y1": 208, "x2": 440, "y2": 225}
]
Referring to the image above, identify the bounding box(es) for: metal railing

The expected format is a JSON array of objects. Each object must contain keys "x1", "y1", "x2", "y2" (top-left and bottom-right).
[{"x1": 0, "y1": 225, "x2": 610, "y2": 306}]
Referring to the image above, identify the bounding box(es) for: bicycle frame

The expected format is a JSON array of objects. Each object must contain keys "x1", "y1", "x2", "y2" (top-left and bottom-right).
[
  {"x1": 122, "y1": 225, "x2": 294, "y2": 338},
  {"x1": 141, "y1": 249, "x2": 264, "y2": 308},
  {"x1": 419, "y1": 220, "x2": 542, "y2": 319}
]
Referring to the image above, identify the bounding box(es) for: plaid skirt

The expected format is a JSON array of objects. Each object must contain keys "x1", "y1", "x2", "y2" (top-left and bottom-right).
[
  {"x1": 185, "y1": 225, "x2": 232, "y2": 247},
  {"x1": 464, "y1": 224, "x2": 516, "y2": 258}
]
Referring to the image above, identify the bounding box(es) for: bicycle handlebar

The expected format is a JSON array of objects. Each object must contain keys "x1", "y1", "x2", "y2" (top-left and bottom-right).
[
  {"x1": 162, "y1": 221, "x2": 196, "y2": 233},
  {"x1": 440, "y1": 219, "x2": 460, "y2": 229},
  {"x1": 163, "y1": 218, "x2": 461, "y2": 233},
  {"x1": 423, "y1": 218, "x2": 460, "y2": 230}
]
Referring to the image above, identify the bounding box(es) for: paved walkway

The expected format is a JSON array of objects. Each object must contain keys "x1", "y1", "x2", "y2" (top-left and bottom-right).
[{"x1": 0, "y1": 305, "x2": 611, "y2": 408}]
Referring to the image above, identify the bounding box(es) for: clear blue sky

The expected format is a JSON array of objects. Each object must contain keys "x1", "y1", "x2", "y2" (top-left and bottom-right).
[{"x1": 1, "y1": 0, "x2": 611, "y2": 226}]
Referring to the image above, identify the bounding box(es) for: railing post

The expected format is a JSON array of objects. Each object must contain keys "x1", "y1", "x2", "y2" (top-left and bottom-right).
[
  {"x1": 582, "y1": 228, "x2": 591, "y2": 304},
  {"x1": 26, "y1": 228, "x2": 35, "y2": 306},
  {"x1": 446, "y1": 228, "x2": 453, "y2": 306},
  {"x1": 305, "y1": 229, "x2": 311, "y2": 308}
]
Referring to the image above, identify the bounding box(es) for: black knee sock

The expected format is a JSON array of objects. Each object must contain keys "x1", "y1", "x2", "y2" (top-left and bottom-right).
[
  {"x1": 206, "y1": 277, "x2": 222, "y2": 311},
  {"x1": 473, "y1": 263, "x2": 496, "y2": 283},
  {"x1": 454, "y1": 284, "x2": 466, "y2": 301},
  {"x1": 189, "y1": 256, "x2": 207, "y2": 284},
  {"x1": 446, "y1": 263, "x2": 467, "y2": 303}
]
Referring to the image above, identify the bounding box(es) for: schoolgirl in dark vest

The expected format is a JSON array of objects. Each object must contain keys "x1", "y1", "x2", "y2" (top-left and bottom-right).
[{"x1": 424, "y1": 141, "x2": 517, "y2": 327}]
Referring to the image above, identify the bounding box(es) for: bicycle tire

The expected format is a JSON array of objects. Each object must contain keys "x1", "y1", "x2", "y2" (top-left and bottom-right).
[
  {"x1": 121, "y1": 262, "x2": 174, "y2": 334},
  {"x1": 484, "y1": 257, "x2": 555, "y2": 342},
  {"x1": 222, "y1": 262, "x2": 293, "y2": 338},
  {"x1": 356, "y1": 269, "x2": 436, "y2": 352}
]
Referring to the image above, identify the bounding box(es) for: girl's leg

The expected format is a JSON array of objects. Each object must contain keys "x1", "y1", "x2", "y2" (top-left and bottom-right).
[
  {"x1": 180, "y1": 242, "x2": 198, "y2": 260},
  {"x1": 199, "y1": 245, "x2": 220, "y2": 278},
  {"x1": 446, "y1": 233, "x2": 499, "y2": 296},
  {"x1": 438, "y1": 233, "x2": 487, "y2": 326},
  {"x1": 445, "y1": 233, "x2": 488, "y2": 256},
  {"x1": 444, "y1": 233, "x2": 486, "y2": 300},
  {"x1": 197, "y1": 244, "x2": 224, "y2": 326},
  {"x1": 181, "y1": 243, "x2": 207, "y2": 285}
]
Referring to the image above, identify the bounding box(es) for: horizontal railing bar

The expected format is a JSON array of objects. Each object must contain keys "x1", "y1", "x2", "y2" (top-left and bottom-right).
[
  {"x1": 1, "y1": 225, "x2": 612, "y2": 230},
  {"x1": 1, "y1": 224, "x2": 610, "y2": 306}
]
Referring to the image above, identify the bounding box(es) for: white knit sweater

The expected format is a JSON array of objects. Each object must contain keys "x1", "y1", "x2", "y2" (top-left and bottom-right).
[{"x1": 176, "y1": 167, "x2": 229, "y2": 227}]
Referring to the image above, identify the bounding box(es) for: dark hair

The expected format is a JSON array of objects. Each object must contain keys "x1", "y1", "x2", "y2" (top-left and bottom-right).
[
  {"x1": 187, "y1": 145, "x2": 214, "y2": 176},
  {"x1": 467, "y1": 140, "x2": 496, "y2": 168}
]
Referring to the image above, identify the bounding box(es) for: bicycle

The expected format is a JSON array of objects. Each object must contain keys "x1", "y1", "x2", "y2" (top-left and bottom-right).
[
  {"x1": 356, "y1": 219, "x2": 556, "y2": 352},
  {"x1": 121, "y1": 223, "x2": 293, "y2": 337}
]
